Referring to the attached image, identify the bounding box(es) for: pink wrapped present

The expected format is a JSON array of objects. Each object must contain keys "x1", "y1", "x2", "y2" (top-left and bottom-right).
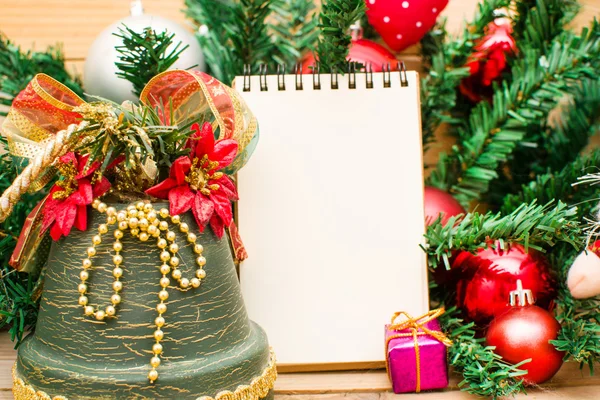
[{"x1": 385, "y1": 309, "x2": 452, "y2": 393}]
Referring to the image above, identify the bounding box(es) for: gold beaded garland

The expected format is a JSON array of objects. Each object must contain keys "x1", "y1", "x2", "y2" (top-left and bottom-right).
[{"x1": 77, "y1": 201, "x2": 208, "y2": 384}]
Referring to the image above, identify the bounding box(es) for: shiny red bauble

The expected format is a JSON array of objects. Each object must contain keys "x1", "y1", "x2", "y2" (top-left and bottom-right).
[
  {"x1": 300, "y1": 39, "x2": 397, "y2": 73},
  {"x1": 452, "y1": 244, "x2": 556, "y2": 324},
  {"x1": 365, "y1": 0, "x2": 449, "y2": 52},
  {"x1": 486, "y1": 305, "x2": 564, "y2": 384},
  {"x1": 423, "y1": 186, "x2": 464, "y2": 226}
]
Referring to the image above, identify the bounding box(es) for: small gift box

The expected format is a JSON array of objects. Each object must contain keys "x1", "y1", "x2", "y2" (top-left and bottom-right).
[{"x1": 385, "y1": 309, "x2": 452, "y2": 393}]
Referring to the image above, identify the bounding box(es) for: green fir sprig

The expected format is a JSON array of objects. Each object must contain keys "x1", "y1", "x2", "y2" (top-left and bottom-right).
[
  {"x1": 270, "y1": 0, "x2": 320, "y2": 68},
  {"x1": 114, "y1": 25, "x2": 193, "y2": 98},
  {"x1": 185, "y1": 0, "x2": 276, "y2": 84},
  {"x1": 424, "y1": 201, "x2": 580, "y2": 270},
  {"x1": 315, "y1": 0, "x2": 366, "y2": 73},
  {"x1": 74, "y1": 100, "x2": 196, "y2": 174},
  {"x1": 501, "y1": 151, "x2": 600, "y2": 217}
]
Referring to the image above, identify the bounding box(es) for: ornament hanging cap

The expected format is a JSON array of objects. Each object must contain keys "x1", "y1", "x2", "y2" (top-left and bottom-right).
[
  {"x1": 130, "y1": 0, "x2": 144, "y2": 16},
  {"x1": 509, "y1": 279, "x2": 535, "y2": 306}
]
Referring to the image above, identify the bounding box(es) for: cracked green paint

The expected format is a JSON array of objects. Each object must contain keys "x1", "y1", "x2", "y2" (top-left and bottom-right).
[{"x1": 15, "y1": 204, "x2": 272, "y2": 399}]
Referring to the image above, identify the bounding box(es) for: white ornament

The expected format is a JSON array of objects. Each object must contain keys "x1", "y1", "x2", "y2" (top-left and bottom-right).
[
  {"x1": 84, "y1": 2, "x2": 205, "y2": 103},
  {"x1": 567, "y1": 249, "x2": 600, "y2": 299}
]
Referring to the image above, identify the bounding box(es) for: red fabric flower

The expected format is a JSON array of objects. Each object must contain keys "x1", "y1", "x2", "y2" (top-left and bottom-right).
[
  {"x1": 459, "y1": 19, "x2": 517, "y2": 102},
  {"x1": 42, "y1": 152, "x2": 112, "y2": 241},
  {"x1": 145, "y1": 122, "x2": 239, "y2": 238}
]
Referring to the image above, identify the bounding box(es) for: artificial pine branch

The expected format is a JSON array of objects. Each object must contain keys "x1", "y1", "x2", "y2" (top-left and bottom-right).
[
  {"x1": 114, "y1": 25, "x2": 192, "y2": 98},
  {"x1": 553, "y1": 285, "x2": 600, "y2": 371},
  {"x1": 0, "y1": 33, "x2": 83, "y2": 115},
  {"x1": 428, "y1": 22, "x2": 600, "y2": 207},
  {"x1": 501, "y1": 149, "x2": 600, "y2": 218},
  {"x1": 424, "y1": 201, "x2": 580, "y2": 270},
  {"x1": 512, "y1": 0, "x2": 580, "y2": 42},
  {"x1": 270, "y1": 0, "x2": 319, "y2": 68},
  {"x1": 497, "y1": 80, "x2": 600, "y2": 204},
  {"x1": 315, "y1": 0, "x2": 366, "y2": 73},
  {"x1": 185, "y1": 0, "x2": 237, "y2": 83},
  {"x1": 185, "y1": 0, "x2": 277, "y2": 84}
]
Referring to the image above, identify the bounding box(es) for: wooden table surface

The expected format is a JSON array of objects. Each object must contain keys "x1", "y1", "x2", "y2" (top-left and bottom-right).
[{"x1": 0, "y1": 332, "x2": 599, "y2": 399}]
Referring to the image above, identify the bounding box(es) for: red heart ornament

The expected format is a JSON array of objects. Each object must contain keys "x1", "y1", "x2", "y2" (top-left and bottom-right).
[{"x1": 365, "y1": 0, "x2": 449, "y2": 52}]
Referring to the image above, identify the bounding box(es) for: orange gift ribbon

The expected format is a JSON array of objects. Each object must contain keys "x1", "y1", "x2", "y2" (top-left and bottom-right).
[{"x1": 385, "y1": 308, "x2": 452, "y2": 393}]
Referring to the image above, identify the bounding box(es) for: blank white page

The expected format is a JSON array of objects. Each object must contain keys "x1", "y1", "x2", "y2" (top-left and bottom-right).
[{"x1": 235, "y1": 71, "x2": 428, "y2": 367}]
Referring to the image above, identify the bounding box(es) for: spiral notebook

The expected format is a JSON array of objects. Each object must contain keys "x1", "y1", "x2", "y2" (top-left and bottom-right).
[{"x1": 234, "y1": 65, "x2": 428, "y2": 370}]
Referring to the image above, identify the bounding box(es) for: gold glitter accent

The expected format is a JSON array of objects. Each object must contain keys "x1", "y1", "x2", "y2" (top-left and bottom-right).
[
  {"x1": 52, "y1": 160, "x2": 78, "y2": 200},
  {"x1": 12, "y1": 349, "x2": 277, "y2": 400},
  {"x1": 186, "y1": 156, "x2": 221, "y2": 194}
]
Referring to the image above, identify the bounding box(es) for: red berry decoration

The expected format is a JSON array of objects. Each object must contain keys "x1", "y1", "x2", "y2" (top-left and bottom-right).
[
  {"x1": 486, "y1": 280, "x2": 564, "y2": 384},
  {"x1": 452, "y1": 243, "x2": 556, "y2": 324},
  {"x1": 424, "y1": 186, "x2": 464, "y2": 226},
  {"x1": 301, "y1": 39, "x2": 397, "y2": 73},
  {"x1": 365, "y1": 0, "x2": 449, "y2": 52}
]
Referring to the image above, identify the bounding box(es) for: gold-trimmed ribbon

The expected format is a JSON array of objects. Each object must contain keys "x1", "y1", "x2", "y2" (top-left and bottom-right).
[
  {"x1": 385, "y1": 308, "x2": 452, "y2": 393},
  {"x1": 2, "y1": 70, "x2": 258, "y2": 269},
  {"x1": 3, "y1": 74, "x2": 85, "y2": 190}
]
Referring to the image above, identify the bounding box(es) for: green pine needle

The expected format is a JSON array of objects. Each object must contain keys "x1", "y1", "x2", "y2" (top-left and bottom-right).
[
  {"x1": 424, "y1": 200, "x2": 580, "y2": 271},
  {"x1": 114, "y1": 25, "x2": 193, "y2": 98},
  {"x1": 315, "y1": 0, "x2": 366, "y2": 73}
]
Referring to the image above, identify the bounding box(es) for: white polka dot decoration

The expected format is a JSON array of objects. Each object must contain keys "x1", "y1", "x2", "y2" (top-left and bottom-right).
[{"x1": 365, "y1": 0, "x2": 449, "y2": 52}]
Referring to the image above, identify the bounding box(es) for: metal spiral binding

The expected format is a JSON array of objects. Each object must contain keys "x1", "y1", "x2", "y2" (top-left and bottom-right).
[
  {"x1": 242, "y1": 61, "x2": 409, "y2": 91},
  {"x1": 259, "y1": 64, "x2": 268, "y2": 91},
  {"x1": 243, "y1": 64, "x2": 251, "y2": 92},
  {"x1": 277, "y1": 64, "x2": 286, "y2": 91}
]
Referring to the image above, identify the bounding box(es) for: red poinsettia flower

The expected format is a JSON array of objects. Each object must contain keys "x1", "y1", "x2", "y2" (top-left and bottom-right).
[
  {"x1": 145, "y1": 122, "x2": 239, "y2": 238},
  {"x1": 459, "y1": 19, "x2": 517, "y2": 102},
  {"x1": 42, "y1": 152, "x2": 112, "y2": 241}
]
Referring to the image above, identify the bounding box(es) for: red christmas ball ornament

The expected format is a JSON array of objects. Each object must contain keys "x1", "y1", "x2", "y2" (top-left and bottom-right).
[
  {"x1": 459, "y1": 18, "x2": 517, "y2": 102},
  {"x1": 424, "y1": 186, "x2": 464, "y2": 226},
  {"x1": 365, "y1": 0, "x2": 449, "y2": 52},
  {"x1": 301, "y1": 39, "x2": 397, "y2": 73},
  {"x1": 486, "y1": 280, "x2": 564, "y2": 384},
  {"x1": 453, "y1": 243, "x2": 556, "y2": 324}
]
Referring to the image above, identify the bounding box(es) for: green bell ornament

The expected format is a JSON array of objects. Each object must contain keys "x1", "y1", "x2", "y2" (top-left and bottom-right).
[{"x1": 1, "y1": 71, "x2": 272, "y2": 399}]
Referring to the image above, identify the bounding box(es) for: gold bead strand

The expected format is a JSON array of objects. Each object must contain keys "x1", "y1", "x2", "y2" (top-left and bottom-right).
[
  {"x1": 80, "y1": 201, "x2": 125, "y2": 321},
  {"x1": 149, "y1": 206, "x2": 172, "y2": 383}
]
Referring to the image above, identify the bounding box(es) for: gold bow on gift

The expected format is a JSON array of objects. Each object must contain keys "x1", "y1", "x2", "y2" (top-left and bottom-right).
[
  {"x1": 385, "y1": 308, "x2": 453, "y2": 393},
  {"x1": 1, "y1": 70, "x2": 258, "y2": 272}
]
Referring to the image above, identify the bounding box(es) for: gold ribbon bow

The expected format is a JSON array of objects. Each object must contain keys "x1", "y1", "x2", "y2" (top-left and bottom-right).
[{"x1": 385, "y1": 308, "x2": 452, "y2": 393}]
